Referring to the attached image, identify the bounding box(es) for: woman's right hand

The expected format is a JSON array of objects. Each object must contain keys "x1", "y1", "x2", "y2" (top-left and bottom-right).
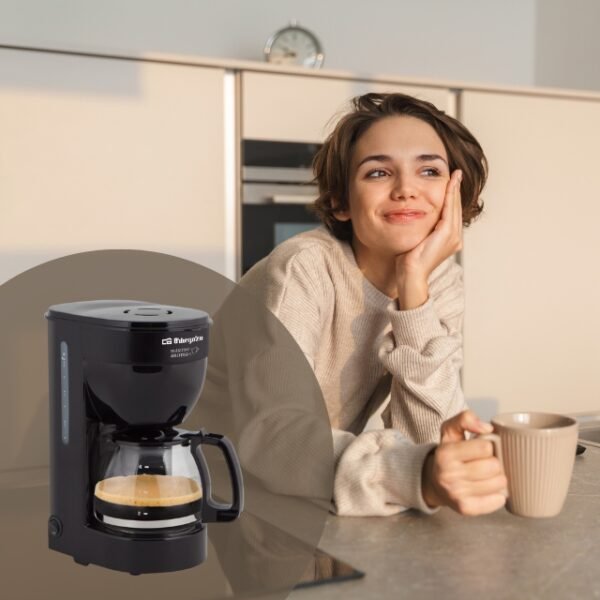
[{"x1": 421, "y1": 410, "x2": 508, "y2": 515}]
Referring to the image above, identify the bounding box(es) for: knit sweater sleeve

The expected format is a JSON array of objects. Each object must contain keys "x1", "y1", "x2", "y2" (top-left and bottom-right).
[
  {"x1": 331, "y1": 428, "x2": 438, "y2": 516},
  {"x1": 243, "y1": 244, "x2": 440, "y2": 517},
  {"x1": 379, "y1": 256, "x2": 467, "y2": 444}
]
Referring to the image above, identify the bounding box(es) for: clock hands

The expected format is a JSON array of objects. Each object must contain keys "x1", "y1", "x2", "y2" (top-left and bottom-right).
[{"x1": 281, "y1": 46, "x2": 297, "y2": 58}]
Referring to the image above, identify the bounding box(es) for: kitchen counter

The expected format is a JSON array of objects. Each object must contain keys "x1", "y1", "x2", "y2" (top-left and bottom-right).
[
  {"x1": 291, "y1": 443, "x2": 600, "y2": 600},
  {"x1": 1, "y1": 445, "x2": 599, "y2": 600}
]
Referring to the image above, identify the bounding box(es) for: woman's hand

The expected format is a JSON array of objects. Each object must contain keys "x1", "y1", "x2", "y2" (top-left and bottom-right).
[
  {"x1": 421, "y1": 410, "x2": 508, "y2": 516},
  {"x1": 395, "y1": 169, "x2": 463, "y2": 309}
]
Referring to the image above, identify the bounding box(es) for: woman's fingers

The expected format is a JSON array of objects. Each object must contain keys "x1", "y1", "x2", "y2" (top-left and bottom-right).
[
  {"x1": 453, "y1": 494, "x2": 508, "y2": 517},
  {"x1": 462, "y1": 456, "x2": 505, "y2": 482},
  {"x1": 455, "y1": 171, "x2": 463, "y2": 247},
  {"x1": 438, "y1": 171, "x2": 458, "y2": 230},
  {"x1": 449, "y1": 473, "x2": 508, "y2": 498},
  {"x1": 437, "y1": 170, "x2": 462, "y2": 251},
  {"x1": 440, "y1": 408, "x2": 492, "y2": 442},
  {"x1": 437, "y1": 439, "x2": 497, "y2": 465},
  {"x1": 448, "y1": 170, "x2": 462, "y2": 249},
  {"x1": 430, "y1": 442, "x2": 508, "y2": 515},
  {"x1": 454, "y1": 171, "x2": 460, "y2": 224}
]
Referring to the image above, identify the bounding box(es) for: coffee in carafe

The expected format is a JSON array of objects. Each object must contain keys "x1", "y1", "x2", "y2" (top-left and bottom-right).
[{"x1": 95, "y1": 475, "x2": 202, "y2": 507}]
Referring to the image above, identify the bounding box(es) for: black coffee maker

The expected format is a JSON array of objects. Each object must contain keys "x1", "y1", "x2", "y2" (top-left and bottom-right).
[{"x1": 46, "y1": 300, "x2": 243, "y2": 575}]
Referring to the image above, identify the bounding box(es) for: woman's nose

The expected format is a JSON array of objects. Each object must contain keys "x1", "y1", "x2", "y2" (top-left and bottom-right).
[{"x1": 391, "y1": 174, "x2": 418, "y2": 200}]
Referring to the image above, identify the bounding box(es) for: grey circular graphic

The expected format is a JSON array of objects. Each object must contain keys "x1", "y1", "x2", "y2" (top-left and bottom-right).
[{"x1": 0, "y1": 250, "x2": 333, "y2": 599}]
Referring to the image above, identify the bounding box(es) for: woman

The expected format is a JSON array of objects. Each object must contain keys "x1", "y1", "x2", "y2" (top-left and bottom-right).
[{"x1": 240, "y1": 92, "x2": 507, "y2": 517}]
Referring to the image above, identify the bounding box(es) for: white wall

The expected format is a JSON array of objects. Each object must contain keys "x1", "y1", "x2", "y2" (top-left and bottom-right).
[
  {"x1": 0, "y1": 0, "x2": 537, "y2": 86},
  {"x1": 535, "y1": 0, "x2": 600, "y2": 91}
]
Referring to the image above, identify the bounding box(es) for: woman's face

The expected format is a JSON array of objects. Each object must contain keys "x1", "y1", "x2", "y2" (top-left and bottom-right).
[{"x1": 336, "y1": 115, "x2": 451, "y2": 257}]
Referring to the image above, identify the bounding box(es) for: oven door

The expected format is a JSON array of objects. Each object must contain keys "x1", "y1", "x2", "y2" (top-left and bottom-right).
[{"x1": 242, "y1": 203, "x2": 320, "y2": 275}]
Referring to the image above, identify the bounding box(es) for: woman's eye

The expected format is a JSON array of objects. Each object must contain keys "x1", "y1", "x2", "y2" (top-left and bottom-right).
[
  {"x1": 422, "y1": 167, "x2": 441, "y2": 176},
  {"x1": 366, "y1": 169, "x2": 388, "y2": 179}
]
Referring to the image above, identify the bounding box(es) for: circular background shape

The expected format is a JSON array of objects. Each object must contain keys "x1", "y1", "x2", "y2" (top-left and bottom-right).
[{"x1": 0, "y1": 250, "x2": 334, "y2": 599}]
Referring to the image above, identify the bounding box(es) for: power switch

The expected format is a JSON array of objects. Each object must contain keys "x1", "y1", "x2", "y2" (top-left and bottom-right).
[{"x1": 48, "y1": 516, "x2": 62, "y2": 538}]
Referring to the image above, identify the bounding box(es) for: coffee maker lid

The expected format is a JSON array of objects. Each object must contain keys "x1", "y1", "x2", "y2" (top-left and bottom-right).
[{"x1": 45, "y1": 300, "x2": 210, "y2": 331}]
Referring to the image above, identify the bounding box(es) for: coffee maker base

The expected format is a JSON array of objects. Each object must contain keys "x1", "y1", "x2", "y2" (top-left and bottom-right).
[{"x1": 51, "y1": 521, "x2": 208, "y2": 575}]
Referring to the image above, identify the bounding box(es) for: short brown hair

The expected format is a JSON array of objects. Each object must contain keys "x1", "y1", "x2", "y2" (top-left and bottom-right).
[{"x1": 312, "y1": 92, "x2": 488, "y2": 241}]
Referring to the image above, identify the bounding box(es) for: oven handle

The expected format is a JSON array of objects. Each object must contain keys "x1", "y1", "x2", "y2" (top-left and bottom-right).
[{"x1": 269, "y1": 194, "x2": 316, "y2": 205}]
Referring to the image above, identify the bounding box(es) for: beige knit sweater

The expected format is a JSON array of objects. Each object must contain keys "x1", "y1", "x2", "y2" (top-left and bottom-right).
[{"x1": 240, "y1": 227, "x2": 466, "y2": 516}]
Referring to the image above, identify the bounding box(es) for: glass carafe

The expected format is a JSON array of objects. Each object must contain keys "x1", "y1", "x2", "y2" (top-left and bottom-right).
[{"x1": 94, "y1": 428, "x2": 243, "y2": 531}]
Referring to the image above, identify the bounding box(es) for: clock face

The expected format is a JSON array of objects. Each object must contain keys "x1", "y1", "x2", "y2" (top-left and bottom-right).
[{"x1": 265, "y1": 26, "x2": 324, "y2": 68}]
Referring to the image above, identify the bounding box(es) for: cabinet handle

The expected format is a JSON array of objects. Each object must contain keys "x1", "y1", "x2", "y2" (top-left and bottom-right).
[{"x1": 269, "y1": 194, "x2": 315, "y2": 205}]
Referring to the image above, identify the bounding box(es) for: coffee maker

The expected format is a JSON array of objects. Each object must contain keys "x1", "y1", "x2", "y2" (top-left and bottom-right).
[{"x1": 46, "y1": 300, "x2": 243, "y2": 575}]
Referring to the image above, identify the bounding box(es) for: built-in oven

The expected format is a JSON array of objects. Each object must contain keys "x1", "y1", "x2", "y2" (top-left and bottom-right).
[{"x1": 241, "y1": 140, "x2": 322, "y2": 275}]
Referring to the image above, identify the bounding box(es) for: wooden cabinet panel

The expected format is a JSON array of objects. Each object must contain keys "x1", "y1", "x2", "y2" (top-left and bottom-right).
[
  {"x1": 0, "y1": 50, "x2": 236, "y2": 477},
  {"x1": 460, "y1": 91, "x2": 600, "y2": 414},
  {"x1": 242, "y1": 71, "x2": 456, "y2": 142},
  {"x1": 0, "y1": 49, "x2": 232, "y2": 282}
]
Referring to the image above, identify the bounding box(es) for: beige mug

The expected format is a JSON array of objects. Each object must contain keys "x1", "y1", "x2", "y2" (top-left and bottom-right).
[{"x1": 480, "y1": 412, "x2": 578, "y2": 518}]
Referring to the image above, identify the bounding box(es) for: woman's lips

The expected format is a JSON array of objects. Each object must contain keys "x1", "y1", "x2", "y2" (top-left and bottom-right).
[{"x1": 383, "y1": 210, "x2": 426, "y2": 223}]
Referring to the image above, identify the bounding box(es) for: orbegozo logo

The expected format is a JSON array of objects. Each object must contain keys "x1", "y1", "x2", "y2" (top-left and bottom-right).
[{"x1": 161, "y1": 335, "x2": 204, "y2": 346}]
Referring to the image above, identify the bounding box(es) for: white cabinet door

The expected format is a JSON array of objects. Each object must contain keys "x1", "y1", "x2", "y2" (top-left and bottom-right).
[
  {"x1": 242, "y1": 72, "x2": 456, "y2": 142},
  {"x1": 0, "y1": 49, "x2": 233, "y2": 282},
  {"x1": 460, "y1": 91, "x2": 600, "y2": 414}
]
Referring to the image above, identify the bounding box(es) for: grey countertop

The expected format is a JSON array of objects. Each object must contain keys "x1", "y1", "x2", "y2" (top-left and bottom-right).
[
  {"x1": 291, "y1": 443, "x2": 600, "y2": 600},
  {"x1": 1, "y1": 445, "x2": 599, "y2": 600}
]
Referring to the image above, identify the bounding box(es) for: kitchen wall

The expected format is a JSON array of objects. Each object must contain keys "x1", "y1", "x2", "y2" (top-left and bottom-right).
[
  {"x1": 4, "y1": 1, "x2": 599, "y2": 91},
  {"x1": 534, "y1": 0, "x2": 600, "y2": 91},
  {"x1": 0, "y1": 0, "x2": 537, "y2": 86}
]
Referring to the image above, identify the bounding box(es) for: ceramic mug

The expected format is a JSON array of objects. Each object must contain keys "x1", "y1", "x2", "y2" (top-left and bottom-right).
[{"x1": 480, "y1": 412, "x2": 578, "y2": 518}]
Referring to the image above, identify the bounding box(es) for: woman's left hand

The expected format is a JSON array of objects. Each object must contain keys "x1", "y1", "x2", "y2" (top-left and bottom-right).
[{"x1": 395, "y1": 169, "x2": 463, "y2": 309}]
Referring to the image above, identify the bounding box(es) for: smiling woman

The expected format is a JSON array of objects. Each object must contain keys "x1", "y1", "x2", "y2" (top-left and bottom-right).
[
  {"x1": 334, "y1": 115, "x2": 458, "y2": 300},
  {"x1": 240, "y1": 93, "x2": 506, "y2": 518}
]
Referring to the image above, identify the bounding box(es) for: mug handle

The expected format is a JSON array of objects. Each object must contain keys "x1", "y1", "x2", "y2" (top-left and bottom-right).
[
  {"x1": 185, "y1": 430, "x2": 244, "y2": 523},
  {"x1": 476, "y1": 433, "x2": 503, "y2": 469},
  {"x1": 476, "y1": 432, "x2": 507, "y2": 496}
]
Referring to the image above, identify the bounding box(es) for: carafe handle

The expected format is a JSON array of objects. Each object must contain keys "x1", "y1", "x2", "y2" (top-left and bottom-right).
[{"x1": 185, "y1": 430, "x2": 244, "y2": 523}]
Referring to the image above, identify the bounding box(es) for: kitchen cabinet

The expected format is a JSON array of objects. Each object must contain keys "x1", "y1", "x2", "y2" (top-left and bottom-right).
[
  {"x1": 241, "y1": 71, "x2": 456, "y2": 142},
  {"x1": 0, "y1": 48, "x2": 236, "y2": 283},
  {"x1": 460, "y1": 91, "x2": 600, "y2": 414}
]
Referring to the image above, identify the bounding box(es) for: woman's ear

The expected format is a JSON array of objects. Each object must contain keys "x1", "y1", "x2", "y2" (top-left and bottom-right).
[{"x1": 331, "y1": 198, "x2": 351, "y2": 222}]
